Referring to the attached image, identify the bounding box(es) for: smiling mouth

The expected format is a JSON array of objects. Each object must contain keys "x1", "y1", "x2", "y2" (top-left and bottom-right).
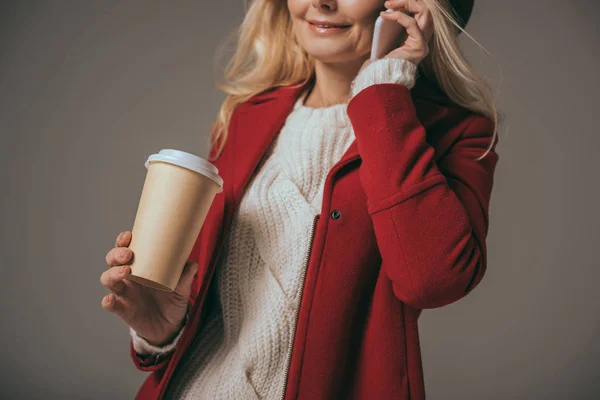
[{"x1": 309, "y1": 22, "x2": 351, "y2": 28}]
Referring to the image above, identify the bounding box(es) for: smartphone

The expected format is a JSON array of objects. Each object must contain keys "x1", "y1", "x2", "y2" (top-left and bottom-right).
[{"x1": 370, "y1": 9, "x2": 408, "y2": 61}]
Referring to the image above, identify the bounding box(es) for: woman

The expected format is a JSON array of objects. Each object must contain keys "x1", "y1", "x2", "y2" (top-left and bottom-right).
[{"x1": 100, "y1": 0, "x2": 499, "y2": 398}]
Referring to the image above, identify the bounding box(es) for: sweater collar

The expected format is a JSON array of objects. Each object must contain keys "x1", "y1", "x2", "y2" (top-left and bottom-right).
[{"x1": 231, "y1": 80, "x2": 359, "y2": 208}]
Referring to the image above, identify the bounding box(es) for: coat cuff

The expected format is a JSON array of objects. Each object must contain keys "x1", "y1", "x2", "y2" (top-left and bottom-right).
[
  {"x1": 347, "y1": 83, "x2": 442, "y2": 213},
  {"x1": 350, "y1": 58, "x2": 418, "y2": 98}
]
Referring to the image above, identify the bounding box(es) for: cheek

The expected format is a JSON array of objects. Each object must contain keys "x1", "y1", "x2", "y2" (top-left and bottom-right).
[
  {"x1": 342, "y1": 0, "x2": 386, "y2": 20},
  {"x1": 350, "y1": 23, "x2": 376, "y2": 54},
  {"x1": 343, "y1": 2, "x2": 385, "y2": 52},
  {"x1": 287, "y1": 1, "x2": 308, "y2": 39},
  {"x1": 287, "y1": 0, "x2": 309, "y2": 19},
  {"x1": 290, "y1": 19, "x2": 307, "y2": 47}
]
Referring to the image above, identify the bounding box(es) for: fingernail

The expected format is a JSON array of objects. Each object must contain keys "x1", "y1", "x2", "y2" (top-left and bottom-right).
[
  {"x1": 120, "y1": 265, "x2": 128, "y2": 273},
  {"x1": 121, "y1": 248, "x2": 129, "y2": 258}
]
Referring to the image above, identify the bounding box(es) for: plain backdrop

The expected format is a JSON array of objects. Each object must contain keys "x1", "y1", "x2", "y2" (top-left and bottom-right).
[{"x1": 1, "y1": 0, "x2": 599, "y2": 399}]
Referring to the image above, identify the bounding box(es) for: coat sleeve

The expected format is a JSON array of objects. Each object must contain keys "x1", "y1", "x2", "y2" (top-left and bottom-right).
[
  {"x1": 347, "y1": 82, "x2": 499, "y2": 309},
  {"x1": 129, "y1": 337, "x2": 174, "y2": 372}
]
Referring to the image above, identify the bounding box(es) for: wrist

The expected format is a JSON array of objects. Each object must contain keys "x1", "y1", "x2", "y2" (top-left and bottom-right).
[
  {"x1": 351, "y1": 57, "x2": 418, "y2": 97},
  {"x1": 143, "y1": 317, "x2": 187, "y2": 347},
  {"x1": 130, "y1": 306, "x2": 191, "y2": 355}
]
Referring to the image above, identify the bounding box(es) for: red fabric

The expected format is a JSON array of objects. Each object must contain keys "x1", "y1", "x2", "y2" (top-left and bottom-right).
[{"x1": 129, "y1": 76, "x2": 499, "y2": 399}]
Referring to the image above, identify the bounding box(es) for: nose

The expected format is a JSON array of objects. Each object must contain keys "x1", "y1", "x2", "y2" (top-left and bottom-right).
[{"x1": 312, "y1": 0, "x2": 337, "y2": 11}]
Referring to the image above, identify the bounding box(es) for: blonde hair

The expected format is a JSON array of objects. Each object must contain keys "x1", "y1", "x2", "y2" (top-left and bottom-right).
[{"x1": 208, "y1": 0, "x2": 499, "y2": 162}]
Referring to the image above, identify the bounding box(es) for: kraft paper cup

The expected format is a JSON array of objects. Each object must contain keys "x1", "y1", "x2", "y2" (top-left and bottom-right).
[{"x1": 125, "y1": 149, "x2": 223, "y2": 292}]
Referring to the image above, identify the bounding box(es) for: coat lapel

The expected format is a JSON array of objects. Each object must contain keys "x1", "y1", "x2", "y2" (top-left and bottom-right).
[{"x1": 231, "y1": 82, "x2": 307, "y2": 208}]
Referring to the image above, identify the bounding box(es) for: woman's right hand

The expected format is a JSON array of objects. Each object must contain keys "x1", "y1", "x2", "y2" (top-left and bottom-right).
[{"x1": 100, "y1": 231, "x2": 199, "y2": 346}]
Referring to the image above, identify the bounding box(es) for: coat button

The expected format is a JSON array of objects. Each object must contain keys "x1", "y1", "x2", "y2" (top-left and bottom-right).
[{"x1": 331, "y1": 210, "x2": 341, "y2": 220}]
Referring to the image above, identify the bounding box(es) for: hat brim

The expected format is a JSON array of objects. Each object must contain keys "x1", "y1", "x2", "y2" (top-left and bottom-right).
[{"x1": 449, "y1": 0, "x2": 474, "y2": 29}]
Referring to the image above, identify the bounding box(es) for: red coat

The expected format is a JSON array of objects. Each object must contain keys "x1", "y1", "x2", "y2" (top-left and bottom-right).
[{"x1": 130, "y1": 76, "x2": 499, "y2": 399}]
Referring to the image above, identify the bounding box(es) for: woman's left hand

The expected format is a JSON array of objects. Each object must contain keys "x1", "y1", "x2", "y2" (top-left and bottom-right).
[{"x1": 360, "y1": 0, "x2": 434, "y2": 72}]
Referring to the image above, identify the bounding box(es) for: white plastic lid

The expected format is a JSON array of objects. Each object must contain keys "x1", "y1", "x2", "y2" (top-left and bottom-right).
[{"x1": 145, "y1": 149, "x2": 224, "y2": 192}]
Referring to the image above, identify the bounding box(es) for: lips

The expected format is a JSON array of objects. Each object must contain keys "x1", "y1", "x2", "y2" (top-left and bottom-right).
[
  {"x1": 306, "y1": 20, "x2": 351, "y2": 28},
  {"x1": 306, "y1": 19, "x2": 352, "y2": 35}
]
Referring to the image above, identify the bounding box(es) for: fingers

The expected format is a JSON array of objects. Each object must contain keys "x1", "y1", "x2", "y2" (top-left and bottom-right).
[
  {"x1": 384, "y1": 0, "x2": 419, "y2": 14},
  {"x1": 100, "y1": 265, "x2": 130, "y2": 296},
  {"x1": 105, "y1": 245, "x2": 133, "y2": 267},
  {"x1": 383, "y1": 0, "x2": 433, "y2": 42},
  {"x1": 380, "y1": 10, "x2": 424, "y2": 43},
  {"x1": 102, "y1": 231, "x2": 136, "y2": 319},
  {"x1": 101, "y1": 292, "x2": 130, "y2": 319},
  {"x1": 115, "y1": 231, "x2": 132, "y2": 248}
]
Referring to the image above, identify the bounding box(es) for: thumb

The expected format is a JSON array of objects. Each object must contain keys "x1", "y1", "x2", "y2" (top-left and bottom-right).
[{"x1": 174, "y1": 261, "x2": 199, "y2": 295}]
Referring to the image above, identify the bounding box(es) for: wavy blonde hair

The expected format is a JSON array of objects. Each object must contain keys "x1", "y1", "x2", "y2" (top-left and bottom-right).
[{"x1": 208, "y1": 0, "x2": 499, "y2": 162}]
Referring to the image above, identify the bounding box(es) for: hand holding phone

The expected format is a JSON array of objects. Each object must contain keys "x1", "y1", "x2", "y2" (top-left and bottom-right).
[{"x1": 370, "y1": 9, "x2": 408, "y2": 61}]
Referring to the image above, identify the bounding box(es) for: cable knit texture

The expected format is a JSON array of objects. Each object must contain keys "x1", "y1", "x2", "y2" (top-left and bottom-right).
[{"x1": 128, "y1": 57, "x2": 417, "y2": 399}]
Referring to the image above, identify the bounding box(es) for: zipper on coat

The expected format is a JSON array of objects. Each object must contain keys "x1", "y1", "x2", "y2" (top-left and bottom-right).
[
  {"x1": 280, "y1": 213, "x2": 320, "y2": 400},
  {"x1": 277, "y1": 153, "x2": 361, "y2": 400}
]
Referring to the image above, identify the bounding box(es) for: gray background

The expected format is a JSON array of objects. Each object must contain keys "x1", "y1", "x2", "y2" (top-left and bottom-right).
[{"x1": 1, "y1": 0, "x2": 598, "y2": 399}]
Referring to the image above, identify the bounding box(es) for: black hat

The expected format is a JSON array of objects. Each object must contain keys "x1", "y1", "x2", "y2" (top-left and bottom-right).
[{"x1": 449, "y1": 0, "x2": 474, "y2": 29}]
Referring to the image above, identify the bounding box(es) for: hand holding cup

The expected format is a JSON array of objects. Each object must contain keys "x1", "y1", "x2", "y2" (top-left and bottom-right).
[
  {"x1": 100, "y1": 230, "x2": 198, "y2": 346},
  {"x1": 100, "y1": 149, "x2": 223, "y2": 346}
]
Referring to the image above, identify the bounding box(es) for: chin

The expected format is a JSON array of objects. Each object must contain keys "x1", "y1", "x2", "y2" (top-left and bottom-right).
[{"x1": 304, "y1": 46, "x2": 357, "y2": 64}]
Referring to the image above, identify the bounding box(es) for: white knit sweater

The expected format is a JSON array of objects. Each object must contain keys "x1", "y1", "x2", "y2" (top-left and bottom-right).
[{"x1": 130, "y1": 58, "x2": 417, "y2": 399}]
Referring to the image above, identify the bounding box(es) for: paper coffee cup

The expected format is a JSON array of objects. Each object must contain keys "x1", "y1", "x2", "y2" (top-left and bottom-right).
[{"x1": 125, "y1": 149, "x2": 224, "y2": 292}]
